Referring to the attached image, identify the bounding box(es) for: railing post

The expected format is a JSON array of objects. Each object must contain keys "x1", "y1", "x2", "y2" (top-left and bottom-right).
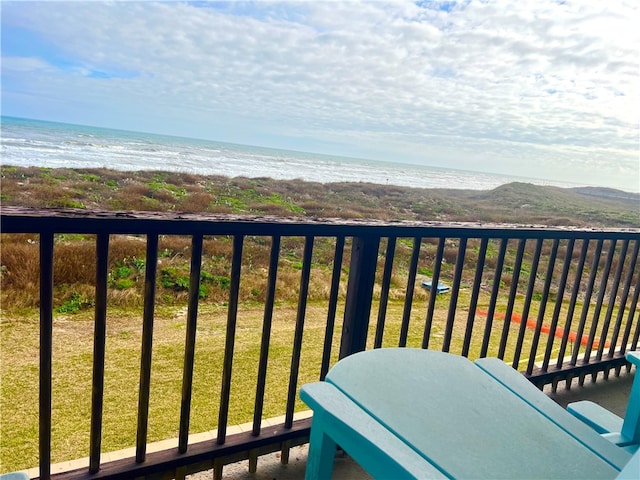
[{"x1": 339, "y1": 235, "x2": 380, "y2": 359}]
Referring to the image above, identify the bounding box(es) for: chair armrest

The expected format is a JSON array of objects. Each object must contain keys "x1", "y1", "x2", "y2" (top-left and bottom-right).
[
  {"x1": 565, "y1": 352, "x2": 639, "y2": 448},
  {"x1": 300, "y1": 382, "x2": 446, "y2": 479},
  {"x1": 474, "y1": 357, "x2": 632, "y2": 470},
  {"x1": 567, "y1": 400, "x2": 624, "y2": 434},
  {"x1": 626, "y1": 351, "x2": 640, "y2": 367}
]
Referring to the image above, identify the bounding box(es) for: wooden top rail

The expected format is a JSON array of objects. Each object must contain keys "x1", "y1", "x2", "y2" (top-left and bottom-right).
[{"x1": 2, "y1": 206, "x2": 639, "y2": 238}]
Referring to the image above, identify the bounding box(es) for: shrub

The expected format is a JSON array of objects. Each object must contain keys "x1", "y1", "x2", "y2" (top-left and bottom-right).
[
  {"x1": 160, "y1": 267, "x2": 190, "y2": 291},
  {"x1": 57, "y1": 292, "x2": 92, "y2": 313},
  {"x1": 115, "y1": 278, "x2": 135, "y2": 290},
  {"x1": 80, "y1": 173, "x2": 100, "y2": 182},
  {"x1": 179, "y1": 191, "x2": 214, "y2": 213},
  {"x1": 417, "y1": 266, "x2": 432, "y2": 276},
  {"x1": 215, "y1": 276, "x2": 231, "y2": 289},
  {"x1": 115, "y1": 266, "x2": 132, "y2": 278},
  {"x1": 200, "y1": 271, "x2": 214, "y2": 283}
]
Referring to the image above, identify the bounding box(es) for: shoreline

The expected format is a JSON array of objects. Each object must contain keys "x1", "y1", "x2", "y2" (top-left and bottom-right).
[{"x1": 3, "y1": 115, "x2": 617, "y2": 193}]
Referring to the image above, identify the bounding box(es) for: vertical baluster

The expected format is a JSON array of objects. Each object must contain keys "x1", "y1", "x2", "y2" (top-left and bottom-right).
[
  {"x1": 480, "y1": 238, "x2": 507, "y2": 357},
  {"x1": 583, "y1": 240, "x2": 616, "y2": 362},
  {"x1": 39, "y1": 232, "x2": 54, "y2": 480},
  {"x1": 596, "y1": 240, "x2": 628, "y2": 360},
  {"x1": 526, "y1": 239, "x2": 557, "y2": 374},
  {"x1": 542, "y1": 238, "x2": 574, "y2": 371},
  {"x1": 462, "y1": 238, "x2": 488, "y2": 357},
  {"x1": 512, "y1": 239, "x2": 542, "y2": 370},
  {"x1": 498, "y1": 239, "x2": 526, "y2": 359},
  {"x1": 608, "y1": 240, "x2": 639, "y2": 357},
  {"x1": 632, "y1": 308, "x2": 640, "y2": 351},
  {"x1": 374, "y1": 237, "x2": 396, "y2": 349},
  {"x1": 399, "y1": 237, "x2": 421, "y2": 347},
  {"x1": 90, "y1": 233, "x2": 109, "y2": 472},
  {"x1": 422, "y1": 237, "x2": 445, "y2": 349},
  {"x1": 570, "y1": 239, "x2": 603, "y2": 365},
  {"x1": 136, "y1": 233, "x2": 158, "y2": 462},
  {"x1": 285, "y1": 236, "x2": 314, "y2": 428},
  {"x1": 557, "y1": 239, "x2": 589, "y2": 368},
  {"x1": 443, "y1": 237, "x2": 467, "y2": 353},
  {"x1": 217, "y1": 235, "x2": 244, "y2": 444},
  {"x1": 178, "y1": 234, "x2": 203, "y2": 453},
  {"x1": 622, "y1": 273, "x2": 640, "y2": 352},
  {"x1": 320, "y1": 236, "x2": 345, "y2": 379},
  {"x1": 253, "y1": 236, "x2": 280, "y2": 435}
]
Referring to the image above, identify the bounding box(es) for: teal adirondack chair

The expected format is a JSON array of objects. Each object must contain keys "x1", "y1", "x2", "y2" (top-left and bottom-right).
[
  {"x1": 301, "y1": 349, "x2": 638, "y2": 480},
  {"x1": 566, "y1": 351, "x2": 640, "y2": 453}
]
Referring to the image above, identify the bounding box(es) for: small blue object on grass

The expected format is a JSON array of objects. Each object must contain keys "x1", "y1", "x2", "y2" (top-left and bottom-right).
[
  {"x1": 421, "y1": 280, "x2": 450, "y2": 294},
  {"x1": 567, "y1": 351, "x2": 640, "y2": 454}
]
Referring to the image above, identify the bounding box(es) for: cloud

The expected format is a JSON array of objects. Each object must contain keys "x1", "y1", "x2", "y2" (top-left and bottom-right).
[{"x1": 1, "y1": 0, "x2": 638, "y2": 191}]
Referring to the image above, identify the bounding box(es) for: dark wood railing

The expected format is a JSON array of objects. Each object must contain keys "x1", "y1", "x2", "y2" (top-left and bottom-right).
[{"x1": 1, "y1": 206, "x2": 639, "y2": 479}]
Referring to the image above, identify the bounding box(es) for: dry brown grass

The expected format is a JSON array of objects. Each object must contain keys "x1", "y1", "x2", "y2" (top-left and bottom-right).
[{"x1": 2, "y1": 229, "x2": 636, "y2": 314}]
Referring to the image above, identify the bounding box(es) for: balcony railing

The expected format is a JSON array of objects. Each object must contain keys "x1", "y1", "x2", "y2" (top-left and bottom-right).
[{"x1": 1, "y1": 206, "x2": 639, "y2": 479}]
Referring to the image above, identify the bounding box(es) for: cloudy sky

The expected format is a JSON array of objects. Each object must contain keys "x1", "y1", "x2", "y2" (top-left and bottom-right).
[{"x1": 2, "y1": 1, "x2": 639, "y2": 191}]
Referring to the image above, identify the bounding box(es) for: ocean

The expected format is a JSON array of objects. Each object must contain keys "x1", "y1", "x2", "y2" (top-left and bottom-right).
[{"x1": 1, "y1": 116, "x2": 582, "y2": 191}]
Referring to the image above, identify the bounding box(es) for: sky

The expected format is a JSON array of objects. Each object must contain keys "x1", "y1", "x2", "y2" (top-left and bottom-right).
[{"x1": 2, "y1": 0, "x2": 639, "y2": 192}]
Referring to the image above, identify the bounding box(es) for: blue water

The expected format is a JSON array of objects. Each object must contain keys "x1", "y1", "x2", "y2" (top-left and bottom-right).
[{"x1": 1, "y1": 116, "x2": 583, "y2": 191}]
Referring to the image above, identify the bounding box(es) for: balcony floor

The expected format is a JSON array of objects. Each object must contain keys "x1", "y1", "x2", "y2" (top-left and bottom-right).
[{"x1": 191, "y1": 368, "x2": 635, "y2": 480}]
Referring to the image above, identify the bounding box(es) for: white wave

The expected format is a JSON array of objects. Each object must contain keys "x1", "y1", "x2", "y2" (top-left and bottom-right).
[{"x1": 1, "y1": 117, "x2": 586, "y2": 191}]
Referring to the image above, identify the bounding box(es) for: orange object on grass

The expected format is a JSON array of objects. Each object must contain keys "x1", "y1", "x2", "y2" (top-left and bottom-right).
[{"x1": 475, "y1": 310, "x2": 610, "y2": 349}]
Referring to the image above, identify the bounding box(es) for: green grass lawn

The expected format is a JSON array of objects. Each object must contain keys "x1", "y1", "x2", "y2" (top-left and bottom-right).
[
  {"x1": 1, "y1": 302, "x2": 341, "y2": 472},
  {"x1": 1, "y1": 292, "x2": 597, "y2": 472}
]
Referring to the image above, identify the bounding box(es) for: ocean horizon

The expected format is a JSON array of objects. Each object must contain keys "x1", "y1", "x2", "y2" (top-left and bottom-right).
[{"x1": 1, "y1": 116, "x2": 595, "y2": 192}]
